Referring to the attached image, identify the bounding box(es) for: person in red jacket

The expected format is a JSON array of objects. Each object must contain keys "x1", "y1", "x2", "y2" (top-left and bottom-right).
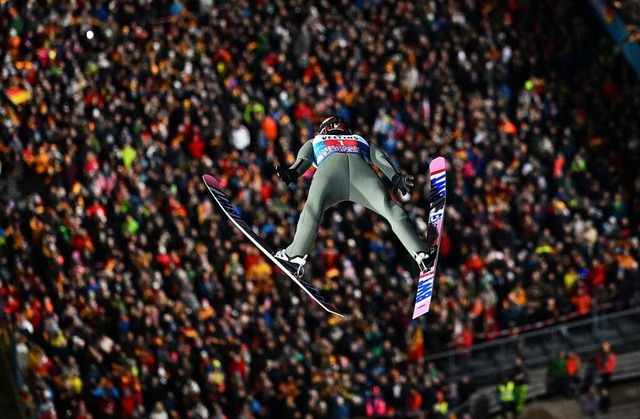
[
  {"x1": 365, "y1": 386, "x2": 387, "y2": 416},
  {"x1": 595, "y1": 342, "x2": 617, "y2": 389}
]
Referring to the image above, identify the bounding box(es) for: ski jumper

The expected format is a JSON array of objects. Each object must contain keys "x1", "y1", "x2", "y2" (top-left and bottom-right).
[{"x1": 284, "y1": 134, "x2": 429, "y2": 258}]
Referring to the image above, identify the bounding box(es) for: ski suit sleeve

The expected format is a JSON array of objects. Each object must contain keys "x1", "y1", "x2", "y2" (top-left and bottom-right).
[
  {"x1": 369, "y1": 143, "x2": 400, "y2": 181},
  {"x1": 289, "y1": 140, "x2": 315, "y2": 175}
]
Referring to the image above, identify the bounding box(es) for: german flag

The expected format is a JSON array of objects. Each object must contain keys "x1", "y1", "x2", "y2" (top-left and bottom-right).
[
  {"x1": 604, "y1": 5, "x2": 615, "y2": 24},
  {"x1": 1, "y1": 104, "x2": 20, "y2": 125},
  {"x1": 408, "y1": 326, "x2": 424, "y2": 362},
  {"x1": 5, "y1": 87, "x2": 31, "y2": 105}
]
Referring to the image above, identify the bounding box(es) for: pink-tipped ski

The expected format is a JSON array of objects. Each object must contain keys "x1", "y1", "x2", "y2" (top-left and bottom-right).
[{"x1": 412, "y1": 157, "x2": 446, "y2": 319}]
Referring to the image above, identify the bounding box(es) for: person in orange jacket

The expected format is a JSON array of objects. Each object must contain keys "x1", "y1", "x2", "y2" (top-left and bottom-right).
[
  {"x1": 565, "y1": 352, "x2": 581, "y2": 396},
  {"x1": 595, "y1": 342, "x2": 616, "y2": 389}
]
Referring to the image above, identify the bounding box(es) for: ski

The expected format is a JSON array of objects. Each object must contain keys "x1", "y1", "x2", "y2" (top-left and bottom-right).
[
  {"x1": 412, "y1": 157, "x2": 447, "y2": 319},
  {"x1": 202, "y1": 174, "x2": 344, "y2": 317}
]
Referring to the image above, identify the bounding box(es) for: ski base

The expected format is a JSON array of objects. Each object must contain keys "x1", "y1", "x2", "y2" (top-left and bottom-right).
[
  {"x1": 412, "y1": 157, "x2": 447, "y2": 319},
  {"x1": 202, "y1": 174, "x2": 344, "y2": 317}
]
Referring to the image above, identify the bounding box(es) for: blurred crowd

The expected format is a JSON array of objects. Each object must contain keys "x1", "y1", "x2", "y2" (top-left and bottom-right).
[{"x1": 1, "y1": 0, "x2": 639, "y2": 417}]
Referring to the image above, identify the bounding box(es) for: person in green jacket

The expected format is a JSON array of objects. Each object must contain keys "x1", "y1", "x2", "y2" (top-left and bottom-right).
[{"x1": 547, "y1": 351, "x2": 568, "y2": 397}]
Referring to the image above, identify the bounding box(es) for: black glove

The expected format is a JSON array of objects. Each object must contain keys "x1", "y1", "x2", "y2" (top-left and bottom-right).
[
  {"x1": 392, "y1": 173, "x2": 415, "y2": 196},
  {"x1": 275, "y1": 166, "x2": 300, "y2": 185}
]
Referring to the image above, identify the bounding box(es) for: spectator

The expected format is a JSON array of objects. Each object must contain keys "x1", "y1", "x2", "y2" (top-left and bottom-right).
[
  {"x1": 571, "y1": 283, "x2": 593, "y2": 316},
  {"x1": 433, "y1": 390, "x2": 449, "y2": 419},
  {"x1": 454, "y1": 320, "x2": 474, "y2": 359},
  {"x1": 496, "y1": 375, "x2": 516, "y2": 417},
  {"x1": 599, "y1": 387, "x2": 611, "y2": 415},
  {"x1": 547, "y1": 352, "x2": 568, "y2": 397},
  {"x1": 595, "y1": 342, "x2": 617, "y2": 389},
  {"x1": 230, "y1": 119, "x2": 251, "y2": 151},
  {"x1": 511, "y1": 356, "x2": 528, "y2": 415},
  {"x1": 421, "y1": 377, "x2": 437, "y2": 413},
  {"x1": 149, "y1": 402, "x2": 169, "y2": 419},
  {"x1": 457, "y1": 375, "x2": 474, "y2": 415},
  {"x1": 565, "y1": 351, "x2": 581, "y2": 396},
  {"x1": 446, "y1": 382, "x2": 460, "y2": 410},
  {"x1": 365, "y1": 386, "x2": 386, "y2": 417},
  {"x1": 581, "y1": 386, "x2": 601, "y2": 419},
  {"x1": 405, "y1": 386, "x2": 422, "y2": 414},
  {"x1": 329, "y1": 395, "x2": 350, "y2": 419}
]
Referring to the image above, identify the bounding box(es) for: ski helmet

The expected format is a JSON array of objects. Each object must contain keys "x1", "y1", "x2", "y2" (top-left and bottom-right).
[{"x1": 318, "y1": 116, "x2": 352, "y2": 135}]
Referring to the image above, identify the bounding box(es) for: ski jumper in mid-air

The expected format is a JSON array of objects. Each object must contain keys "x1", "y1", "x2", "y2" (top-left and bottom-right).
[{"x1": 274, "y1": 116, "x2": 433, "y2": 278}]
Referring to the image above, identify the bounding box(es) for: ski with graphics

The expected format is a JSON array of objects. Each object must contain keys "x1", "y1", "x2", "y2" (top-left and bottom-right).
[
  {"x1": 412, "y1": 157, "x2": 446, "y2": 319},
  {"x1": 274, "y1": 116, "x2": 444, "y2": 318},
  {"x1": 202, "y1": 174, "x2": 344, "y2": 317},
  {"x1": 204, "y1": 116, "x2": 444, "y2": 318}
]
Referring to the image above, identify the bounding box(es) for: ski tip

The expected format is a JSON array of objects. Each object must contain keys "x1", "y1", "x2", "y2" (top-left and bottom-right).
[
  {"x1": 202, "y1": 174, "x2": 221, "y2": 189},
  {"x1": 412, "y1": 301, "x2": 431, "y2": 319},
  {"x1": 330, "y1": 309, "x2": 346, "y2": 318},
  {"x1": 412, "y1": 311, "x2": 428, "y2": 320},
  {"x1": 430, "y1": 156, "x2": 446, "y2": 172}
]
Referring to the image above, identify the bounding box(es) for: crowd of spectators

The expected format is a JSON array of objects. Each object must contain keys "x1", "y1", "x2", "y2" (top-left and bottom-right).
[{"x1": 1, "y1": 0, "x2": 639, "y2": 417}]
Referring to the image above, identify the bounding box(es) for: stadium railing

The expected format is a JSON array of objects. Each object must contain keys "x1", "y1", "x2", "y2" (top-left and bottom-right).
[{"x1": 426, "y1": 304, "x2": 640, "y2": 384}]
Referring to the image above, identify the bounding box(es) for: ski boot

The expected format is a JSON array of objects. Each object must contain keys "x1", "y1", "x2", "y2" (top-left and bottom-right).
[
  {"x1": 274, "y1": 250, "x2": 307, "y2": 279},
  {"x1": 414, "y1": 249, "x2": 436, "y2": 273},
  {"x1": 415, "y1": 222, "x2": 439, "y2": 272}
]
